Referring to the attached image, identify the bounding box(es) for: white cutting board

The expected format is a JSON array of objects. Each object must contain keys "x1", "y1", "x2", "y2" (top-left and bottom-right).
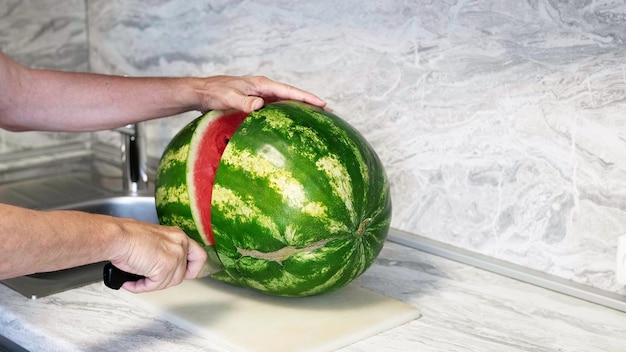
[{"x1": 119, "y1": 277, "x2": 420, "y2": 352}]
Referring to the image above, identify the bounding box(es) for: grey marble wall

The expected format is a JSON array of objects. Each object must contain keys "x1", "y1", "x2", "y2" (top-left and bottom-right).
[
  {"x1": 0, "y1": 0, "x2": 90, "y2": 152},
  {"x1": 3, "y1": 1, "x2": 626, "y2": 297}
]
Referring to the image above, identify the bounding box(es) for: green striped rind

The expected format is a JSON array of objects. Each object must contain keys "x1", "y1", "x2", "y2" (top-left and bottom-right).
[
  {"x1": 211, "y1": 100, "x2": 391, "y2": 296},
  {"x1": 155, "y1": 111, "x2": 222, "y2": 247}
]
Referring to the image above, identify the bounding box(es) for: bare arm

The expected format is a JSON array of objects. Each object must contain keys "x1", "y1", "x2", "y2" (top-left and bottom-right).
[
  {"x1": 0, "y1": 203, "x2": 206, "y2": 293},
  {"x1": 0, "y1": 51, "x2": 326, "y2": 132}
]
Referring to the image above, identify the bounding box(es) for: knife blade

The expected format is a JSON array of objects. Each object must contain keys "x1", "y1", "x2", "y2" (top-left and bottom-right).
[{"x1": 103, "y1": 247, "x2": 224, "y2": 290}]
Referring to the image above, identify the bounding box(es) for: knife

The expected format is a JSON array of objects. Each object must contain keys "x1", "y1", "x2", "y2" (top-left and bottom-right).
[{"x1": 103, "y1": 247, "x2": 223, "y2": 290}]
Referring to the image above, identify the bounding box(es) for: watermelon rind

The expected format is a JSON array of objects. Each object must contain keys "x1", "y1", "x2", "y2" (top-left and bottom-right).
[
  {"x1": 209, "y1": 100, "x2": 391, "y2": 296},
  {"x1": 155, "y1": 100, "x2": 392, "y2": 297}
]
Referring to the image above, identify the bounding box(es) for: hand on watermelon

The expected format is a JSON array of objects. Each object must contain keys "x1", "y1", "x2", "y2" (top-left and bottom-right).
[
  {"x1": 106, "y1": 218, "x2": 208, "y2": 293},
  {"x1": 190, "y1": 75, "x2": 328, "y2": 114}
]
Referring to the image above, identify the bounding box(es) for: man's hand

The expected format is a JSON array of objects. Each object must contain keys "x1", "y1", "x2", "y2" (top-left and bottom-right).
[
  {"x1": 108, "y1": 218, "x2": 208, "y2": 293},
  {"x1": 192, "y1": 75, "x2": 327, "y2": 113}
]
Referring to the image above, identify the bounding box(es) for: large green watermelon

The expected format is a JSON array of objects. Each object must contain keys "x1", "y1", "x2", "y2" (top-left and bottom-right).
[{"x1": 155, "y1": 100, "x2": 391, "y2": 297}]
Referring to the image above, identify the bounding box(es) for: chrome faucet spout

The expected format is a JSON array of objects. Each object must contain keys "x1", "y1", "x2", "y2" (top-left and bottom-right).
[{"x1": 116, "y1": 123, "x2": 148, "y2": 194}]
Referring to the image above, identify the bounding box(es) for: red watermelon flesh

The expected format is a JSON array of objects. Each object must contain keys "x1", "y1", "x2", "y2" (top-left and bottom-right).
[{"x1": 192, "y1": 111, "x2": 247, "y2": 244}]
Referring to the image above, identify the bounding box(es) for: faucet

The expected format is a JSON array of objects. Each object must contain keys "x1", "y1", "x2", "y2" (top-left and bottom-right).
[{"x1": 115, "y1": 123, "x2": 148, "y2": 194}]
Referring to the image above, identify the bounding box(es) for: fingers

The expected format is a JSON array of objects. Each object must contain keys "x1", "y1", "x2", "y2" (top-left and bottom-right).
[
  {"x1": 248, "y1": 76, "x2": 327, "y2": 109},
  {"x1": 196, "y1": 75, "x2": 328, "y2": 113},
  {"x1": 122, "y1": 258, "x2": 188, "y2": 293},
  {"x1": 240, "y1": 95, "x2": 265, "y2": 113},
  {"x1": 185, "y1": 239, "x2": 209, "y2": 279},
  {"x1": 112, "y1": 220, "x2": 206, "y2": 293}
]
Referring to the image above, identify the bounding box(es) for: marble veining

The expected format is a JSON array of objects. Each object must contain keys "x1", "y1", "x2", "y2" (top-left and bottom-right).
[{"x1": 0, "y1": 0, "x2": 90, "y2": 152}]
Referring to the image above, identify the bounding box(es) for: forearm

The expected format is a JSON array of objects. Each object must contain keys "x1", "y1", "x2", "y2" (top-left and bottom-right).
[
  {"x1": 0, "y1": 51, "x2": 326, "y2": 132},
  {"x1": 0, "y1": 202, "x2": 206, "y2": 293},
  {"x1": 0, "y1": 203, "x2": 124, "y2": 278},
  {"x1": 4, "y1": 68, "x2": 199, "y2": 132}
]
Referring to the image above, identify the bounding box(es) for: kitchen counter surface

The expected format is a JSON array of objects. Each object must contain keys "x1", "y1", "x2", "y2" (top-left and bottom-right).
[{"x1": 1, "y1": 240, "x2": 625, "y2": 352}]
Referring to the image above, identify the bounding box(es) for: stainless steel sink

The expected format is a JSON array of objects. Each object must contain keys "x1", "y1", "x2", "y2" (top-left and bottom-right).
[
  {"x1": 1, "y1": 196, "x2": 158, "y2": 298},
  {"x1": 55, "y1": 196, "x2": 158, "y2": 223}
]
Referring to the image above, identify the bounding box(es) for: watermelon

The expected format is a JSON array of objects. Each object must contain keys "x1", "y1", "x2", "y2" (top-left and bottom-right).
[{"x1": 155, "y1": 100, "x2": 391, "y2": 297}]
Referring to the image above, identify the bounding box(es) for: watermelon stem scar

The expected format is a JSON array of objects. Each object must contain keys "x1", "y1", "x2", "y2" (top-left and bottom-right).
[{"x1": 356, "y1": 218, "x2": 372, "y2": 237}]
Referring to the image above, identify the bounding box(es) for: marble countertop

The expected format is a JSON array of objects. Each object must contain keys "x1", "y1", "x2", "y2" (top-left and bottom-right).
[{"x1": 1, "y1": 240, "x2": 625, "y2": 352}]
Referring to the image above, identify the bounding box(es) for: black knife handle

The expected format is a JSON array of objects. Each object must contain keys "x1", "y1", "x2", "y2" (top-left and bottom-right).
[{"x1": 103, "y1": 262, "x2": 145, "y2": 290}]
